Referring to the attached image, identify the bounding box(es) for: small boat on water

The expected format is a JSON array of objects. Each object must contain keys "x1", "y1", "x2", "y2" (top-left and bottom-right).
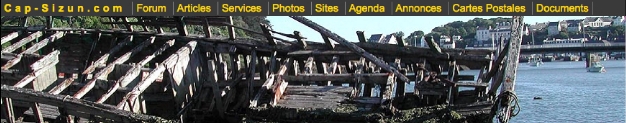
[
  {"x1": 587, "y1": 62, "x2": 606, "y2": 73},
  {"x1": 528, "y1": 55, "x2": 543, "y2": 67}
]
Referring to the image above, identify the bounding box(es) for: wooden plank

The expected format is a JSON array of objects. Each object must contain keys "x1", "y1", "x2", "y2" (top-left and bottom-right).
[
  {"x1": 1, "y1": 32, "x2": 20, "y2": 45},
  {"x1": 74, "y1": 37, "x2": 155, "y2": 99},
  {"x1": 1, "y1": 85, "x2": 173, "y2": 122},
  {"x1": 250, "y1": 58, "x2": 292, "y2": 107},
  {"x1": 97, "y1": 39, "x2": 174, "y2": 103},
  {"x1": 117, "y1": 41, "x2": 197, "y2": 109},
  {"x1": 83, "y1": 35, "x2": 134, "y2": 74},
  {"x1": 290, "y1": 16, "x2": 410, "y2": 83},
  {"x1": 30, "y1": 51, "x2": 61, "y2": 71},
  {"x1": 496, "y1": 16, "x2": 524, "y2": 123},
  {"x1": 13, "y1": 51, "x2": 60, "y2": 88},
  {"x1": 2, "y1": 31, "x2": 43, "y2": 53},
  {"x1": 23, "y1": 31, "x2": 66, "y2": 54},
  {"x1": 1, "y1": 54, "x2": 22, "y2": 70},
  {"x1": 48, "y1": 78, "x2": 75, "y2": 95}
]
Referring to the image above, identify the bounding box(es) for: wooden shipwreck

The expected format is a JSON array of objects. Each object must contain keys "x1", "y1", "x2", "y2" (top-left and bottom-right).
[{"x1": 1, "y1": 16, "x2": 523, "y2": 123}]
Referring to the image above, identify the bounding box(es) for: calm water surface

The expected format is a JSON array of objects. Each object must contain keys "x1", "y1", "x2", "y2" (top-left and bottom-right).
[
  {"x1": 401, "y1": 60, "x2": 625, "y2": 123},
  {"x1": 508, "y1": 60, "x2": 625, "y2": 123}
]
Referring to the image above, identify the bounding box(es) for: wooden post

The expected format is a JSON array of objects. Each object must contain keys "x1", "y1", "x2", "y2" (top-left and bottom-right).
[
  {"x1": 214, "y1": 53, "x2": 227, "y2": 82},
  {"x1": 321, "y1": 34, "x2": 335, "y2": 49},
  {"x1": 446, "y1": 60, "x2": 457, "y2": 104},
  {"x1": 260, "y1": 24, "x2": 276, "y2": 45},
  {"x1": 294, "y1": 31, "x2": 307, "y2": 49},
  {"x1": 396, "y1": 68, "x2": 406, "y2": 98},
  {"x1": 291, "y1": 16, "x2": 410, "y2": 83},
  {"x1": 259, "y1": 56, "x2": 268, "y2": 81},
  {"x1": 497, "y1": 16, "x2": 524, "y2": 123},
  {"x1": 329, "y1": 56, "x2": 341, "y2": 86},
  {"x1": 2, "y1": 97, "x2": 15, "y2": 123},
  {"x1": 174, "y1": 16, "x2": 188, "y2": 36},
  {"x1": 122, "y1": 17, "x2": 134, "y2": 32},
  {"x1": 229, "y1": 46, "x2": 239, "y2": 79},
  {"x1": 356, "y1": 31, "x2": 366, "y2": 43},
  {"x1": 352, "y1": 58, "x2": 366, "y2": 98},
  {"x1": 46, "y1": 16, "x2": 54, "y2": 29},
  {"x1": 227, "y1": 16, "x2": 236, "y2": 40},
  {"x1": 414, "y1": 60, "x2": 426, "y2": 95},
  {"x1": 202, "y1": 17, "x2": 212, "y2": 38},
  {"x1": 246, "y1": 49, "x2": 257, "y2": 106},
  {"x1": 315, "y1": 60, "x2": 328, "y2": 86}
]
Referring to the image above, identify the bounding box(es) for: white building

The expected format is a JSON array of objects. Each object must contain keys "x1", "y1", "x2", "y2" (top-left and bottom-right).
[
  {"x1": 475, "y1": 22, "x2": 529, "y2": 42},
  {"x1": 565, "y1": 20, "x2": 583, "y2": 32},
  {"x1": 475, "y1": 26, "x2": 491, "y2": 42},
  {"x1": 439, "y1": 35, "x2": 456, "y2": 49},
  {"x1": 583, "y1": 17, "x2": 612, "y2": 27}
]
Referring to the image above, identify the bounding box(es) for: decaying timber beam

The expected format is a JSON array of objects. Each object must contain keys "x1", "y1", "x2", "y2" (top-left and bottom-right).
[
  {"x1": 23, "y1": 31, "x2": 66, "y2": 54},
  {"x1": 96, "y1": 39, "x2": 175, "y2": 103},
  {"x1": 486, "y1": 41, "x2": 511, "y2": 96},
  {"x1": 270, "y1": 60, "x2": 291, "y2": 106},
  {"x1": 288, "y1": 50, "x2": 354, "y2": 56},
  {"x1": 13, "y1": 50, "x2": 60, "y2": 88},
  {"x1": 1, "y1": 85, "x2": 174, "y2": 123},
  {"x1": 48, "y1": 78, "x2": 76, "y2": 95},
  {"x1": 83, "y1": 35, "x2": 134, "y2": 75},
  {"x1": 496, "y1": 16, "x2": 524, "y2": 123},
  {"x1": 1, "y1": 31, "x2": 21, "y2": 45},
  {"x1": 117, "y1": 41, "x2": 197, "y2": 110},
  {"x1": 1, "y1": 32, "x2": 66, "y2": 70},
  {"x1": 250, "y1": 58, "x2": 292, "y2": 107},
  {"x1": 282, "y1": 73, "x2": 389, "y2": 84},
  {"x1": 289, "y1": 16, "x2": 410, "y2": 83},
  {"x1": 74, "y1": 37, "x2": 155, "y2": 99},
  {"x1": 2, "y1": 31, "x2": 43, "y2": 53}
]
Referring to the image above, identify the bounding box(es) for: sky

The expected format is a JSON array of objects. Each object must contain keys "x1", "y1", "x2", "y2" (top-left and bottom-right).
[{"x1": 266, "y1": 16, "x2": 601, "y2": 42}]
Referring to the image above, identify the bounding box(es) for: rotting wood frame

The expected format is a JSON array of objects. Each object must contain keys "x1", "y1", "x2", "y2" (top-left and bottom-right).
[{"x1": 1, "y1": 16, "x2": 524, "y2": 123}]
